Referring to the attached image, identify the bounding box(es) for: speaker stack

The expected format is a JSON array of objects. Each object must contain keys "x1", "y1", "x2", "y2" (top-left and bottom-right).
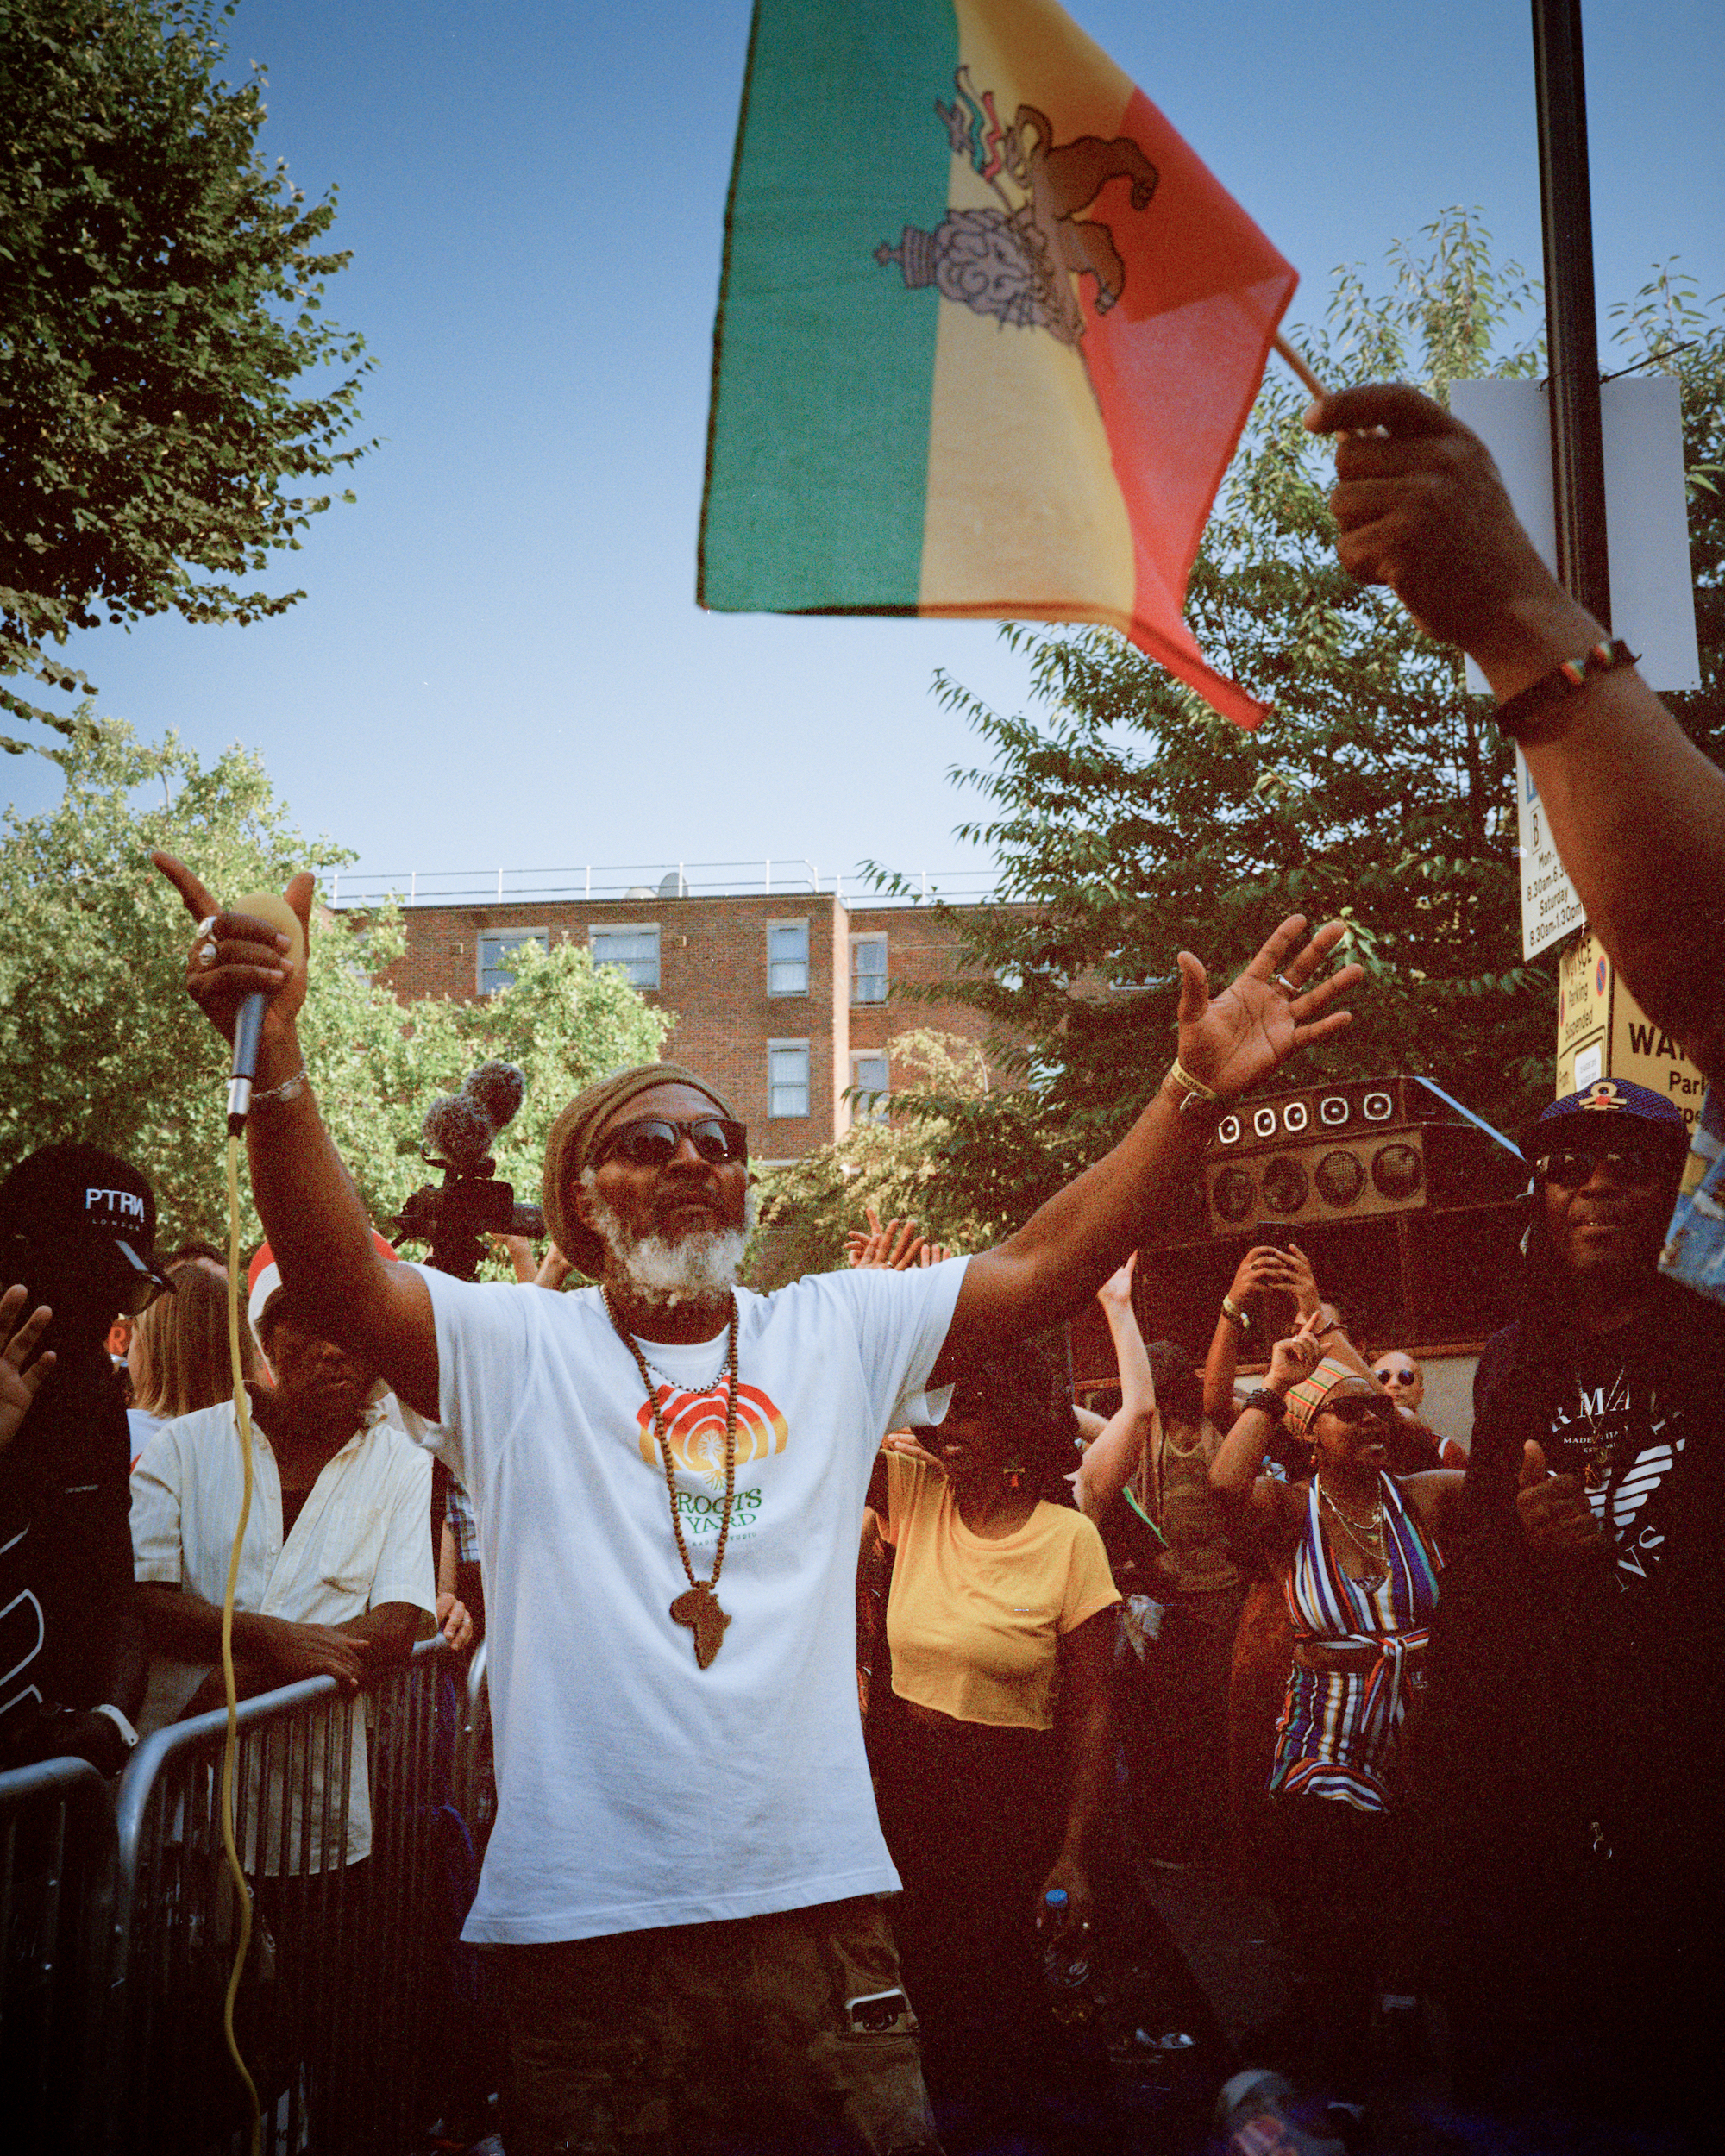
[{"x1": 1081, "y1": 1074, "x2": 1532, "y2": 1376}]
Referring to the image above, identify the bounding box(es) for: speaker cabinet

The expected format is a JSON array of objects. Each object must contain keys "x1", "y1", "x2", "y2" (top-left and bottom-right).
[
  {"x1": 1073, "y1": 1074, "x2": 1531, "y2": 1372},
  {"x1": 1202, "y1": 1074, "x2": 1526, "y2": 1233}
]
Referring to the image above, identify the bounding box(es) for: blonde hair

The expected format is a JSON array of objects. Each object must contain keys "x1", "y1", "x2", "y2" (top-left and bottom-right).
[{"x1": 129, "y1": 1263, "x2": 260, "y2": 1420}]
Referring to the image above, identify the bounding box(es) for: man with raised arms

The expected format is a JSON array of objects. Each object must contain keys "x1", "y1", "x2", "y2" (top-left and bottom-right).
[{"x1": 155, "y1": 850, "x2": 1358, "y2": 2156}]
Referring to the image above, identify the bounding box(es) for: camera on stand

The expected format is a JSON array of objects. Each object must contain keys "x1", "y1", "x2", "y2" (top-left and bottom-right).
[{"x1": 392, "y1": 1061, "x2": 544, "y2": 1282}]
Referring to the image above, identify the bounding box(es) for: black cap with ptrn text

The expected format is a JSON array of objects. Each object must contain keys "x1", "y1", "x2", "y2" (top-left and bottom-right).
[{"x1": 0, "y1": 1141, "x2": 170, "y2": 1294}]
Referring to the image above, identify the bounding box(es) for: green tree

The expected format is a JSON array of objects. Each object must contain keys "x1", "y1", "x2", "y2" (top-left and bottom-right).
[
  {"x1": 311, "y1": 919, "x2": 672, "y2": 1258},
  {"x1": 0, "y1": 0, "x2": 372, "y2": 749},
  {"x1": 750, "y1": 1031, "x2": 997, "y2": 1285},
  {"x1": 862, "y1": 212, "x2": 1725, "y2": 1232},
  {"x1": 0, "y1": 723, "x2": 668, "y2": 1247}
]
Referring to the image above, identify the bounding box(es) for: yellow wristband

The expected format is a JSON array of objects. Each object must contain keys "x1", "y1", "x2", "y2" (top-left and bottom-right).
[{"x1": 1162, "y1": 1057, "x2": 1222, "y2": 1116}]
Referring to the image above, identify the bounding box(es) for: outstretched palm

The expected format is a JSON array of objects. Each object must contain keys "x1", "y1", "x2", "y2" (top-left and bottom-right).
[
  {"x1": 1176, "y1": 916, "x2": 1363, "y2": 1100},
  {"x1": 0, "y1": 1286, "x2": 54, "y2": 1455}
]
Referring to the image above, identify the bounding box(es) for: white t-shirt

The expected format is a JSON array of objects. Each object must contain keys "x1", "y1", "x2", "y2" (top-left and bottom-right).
[{"x1": 418, "y1": 1257, "x2": 966, "y2": 1944}]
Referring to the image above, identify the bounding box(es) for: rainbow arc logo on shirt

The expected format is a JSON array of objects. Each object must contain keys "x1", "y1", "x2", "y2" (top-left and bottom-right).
[{"x1": 636, "y1": 1382, "x2": 790, "y2": 1487}]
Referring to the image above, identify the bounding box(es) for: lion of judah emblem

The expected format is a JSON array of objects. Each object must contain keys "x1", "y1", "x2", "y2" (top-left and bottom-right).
[{"x1": 875, "y1": 68, "x2": 1158, "y2": 346}]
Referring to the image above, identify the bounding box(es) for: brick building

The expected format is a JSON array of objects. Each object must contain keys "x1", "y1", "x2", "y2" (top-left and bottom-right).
[{"x1": 366, "y1": 874, "x2": 1013, "y2": 1163}]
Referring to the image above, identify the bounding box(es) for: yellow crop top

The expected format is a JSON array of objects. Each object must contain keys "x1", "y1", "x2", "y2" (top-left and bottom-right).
[{"x1": 882, "y1": 1451, "x2": 1121, "y2": 1731}]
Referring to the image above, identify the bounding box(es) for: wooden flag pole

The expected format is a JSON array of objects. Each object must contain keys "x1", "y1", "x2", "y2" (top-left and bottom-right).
[{"x1": 1273, "y1": 333, "x2": 1327, "y2": 402}]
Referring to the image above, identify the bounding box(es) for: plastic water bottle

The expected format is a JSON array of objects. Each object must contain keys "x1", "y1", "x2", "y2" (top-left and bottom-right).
[
  {"x1": 1216, "y1": 2069, "x2": 1346, "y2": 2155},
  {"x1": 1040, "y1": 1888, "x2": 1093, "y2": 2025}
]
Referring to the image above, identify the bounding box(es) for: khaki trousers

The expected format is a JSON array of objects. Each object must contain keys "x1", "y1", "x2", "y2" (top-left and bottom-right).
[{"x1": 493, "y1": 1894, "x2": 942, "y2": 2156}]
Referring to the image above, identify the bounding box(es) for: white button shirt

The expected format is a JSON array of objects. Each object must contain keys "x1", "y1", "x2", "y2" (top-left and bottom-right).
[{"x1": 130, "y1": 1401, "x2": 435, "y2": 1871}]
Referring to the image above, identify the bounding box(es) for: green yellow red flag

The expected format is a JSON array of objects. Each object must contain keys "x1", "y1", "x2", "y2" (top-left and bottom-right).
[{"x1": 699, "y1": 0, "x2": 1299, "y2": 728}]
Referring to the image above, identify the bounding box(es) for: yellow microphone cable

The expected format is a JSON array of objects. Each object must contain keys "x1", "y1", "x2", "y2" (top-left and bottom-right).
[
  {"x1": 210, "y1": 887, "x2": 301, "y2": 2156},
  {"x1": 220, "y1": 1131, "x2": 261, "y2": 2156}
]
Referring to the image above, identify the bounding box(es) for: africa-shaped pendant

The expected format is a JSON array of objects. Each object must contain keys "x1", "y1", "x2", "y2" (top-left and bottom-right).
[{"x1": 670, "y1": 1582, "x2": 731, "y2": 1669}]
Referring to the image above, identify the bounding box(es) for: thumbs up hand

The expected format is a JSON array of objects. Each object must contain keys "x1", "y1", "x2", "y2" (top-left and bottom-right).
[{"x1": 1515, "y1": 1439, "x2": 1604, "y2": 1557}]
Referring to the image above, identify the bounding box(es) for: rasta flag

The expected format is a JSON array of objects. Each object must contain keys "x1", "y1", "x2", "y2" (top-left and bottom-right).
[{"x1": 699, "y1": 0, "x2": 1298, "y2": 729}]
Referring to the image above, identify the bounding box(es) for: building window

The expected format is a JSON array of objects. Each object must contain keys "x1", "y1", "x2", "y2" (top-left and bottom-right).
[
  {"x1": 589, "y1": 924, "x2": 661, "y2": 992},
  {"x1": 476, "y1": 928, "x2": 549, "y2": 997},
  {"x1": 768, "y1": 920, "x2": 809, "y2": 997},
  {"x1": 850, "y1": 934, "x2": 888, "y2": 1005},
  {"x1": 768, "y1": 1040, "x2": 811, "y2": 1119},
  {"x1": 850, "y1": 1052, "x2": 889, "y2": 1125}
]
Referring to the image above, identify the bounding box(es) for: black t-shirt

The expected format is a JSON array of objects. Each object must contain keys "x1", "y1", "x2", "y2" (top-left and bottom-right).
[
  {"x1": 1432, "y1": 1276, "x2": 1725, "y2": 2107},
  {"x1": 1540, "y1": 1328, "x2": 1689, "y2": 1592},
  {"x1": 1437, "y1": 1280, "x2": 1725, "y2": 1899},
  {"x1": 0, "y1": 1353, "x2": 136, "y2": 1753},
  {"x1": 1465, "y1": 1279, "x2": 1725, "y2": 1605}
]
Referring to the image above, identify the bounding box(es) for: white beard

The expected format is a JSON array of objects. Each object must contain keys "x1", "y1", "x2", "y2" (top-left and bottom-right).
[{"x1": 581, "y1": 1178, "x2": 754, "y2": 1308}]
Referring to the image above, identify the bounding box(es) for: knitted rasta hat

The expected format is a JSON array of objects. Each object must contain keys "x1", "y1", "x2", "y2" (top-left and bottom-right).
[
  {"x1": 541, "y1": 1063, "x2": 742, "y2": 1281},
  {"x1": 1283, "y1": 1354, "x2": 1373, "y2": 1441}
]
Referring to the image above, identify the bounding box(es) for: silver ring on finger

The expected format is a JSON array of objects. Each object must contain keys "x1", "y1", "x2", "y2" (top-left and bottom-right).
[
  {"x1": 196, "y1": 939, "x2": 218, "y2": 969},
  {"x1": 1273, "y1": 972, "x2": 1299, "y2": 996}
]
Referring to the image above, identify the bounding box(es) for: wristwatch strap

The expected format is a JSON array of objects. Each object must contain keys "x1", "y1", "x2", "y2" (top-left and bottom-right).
[{"x1": 1242, "y1": 1388, "x2": 1286, "y2": 1423}]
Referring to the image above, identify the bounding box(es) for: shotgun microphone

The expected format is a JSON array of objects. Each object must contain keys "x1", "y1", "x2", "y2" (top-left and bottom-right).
[{"x1": 223, "y1": 893, "x2": 305, "y2": 1136}]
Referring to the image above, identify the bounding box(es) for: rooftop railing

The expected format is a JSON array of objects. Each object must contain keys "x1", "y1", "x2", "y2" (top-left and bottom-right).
[{"x1": 322, "y1": 860, "x2": 1000, "y2": 909}]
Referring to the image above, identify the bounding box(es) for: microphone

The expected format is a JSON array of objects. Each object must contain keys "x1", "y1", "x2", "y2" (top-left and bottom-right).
[{"x1": 223, "y1": 893, "x2": 306, "y2": 1136}]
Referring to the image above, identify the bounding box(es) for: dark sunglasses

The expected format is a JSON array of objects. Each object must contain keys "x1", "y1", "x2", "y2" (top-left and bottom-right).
[
  {"x1": 1536, "y1": 1145, "x2": 1666, "y2": 1188},
  {"x1": 592, "y1": 1116, "x2": 749, "y2": 1169},
  {"x1": 1323, "y1": 1395, "x2": 1396, "y2": 1429},
  {"x1": 113, "y1": 1241, "x2": 174, "y2": 1316}
]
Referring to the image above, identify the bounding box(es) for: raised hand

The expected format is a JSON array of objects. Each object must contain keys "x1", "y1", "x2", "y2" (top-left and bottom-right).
[
  {"x1": 1283, "y1": 1242, "x2": 1321, "y2": 1319},
  {"x1": 0, "y1": 1286, "x2": 54, "y2": 1454},
  {"x1": 1096, "y1": 1252, "x2": 1137, "y2": 1312},
  {"x1": 1265, "y1": 1306, "x2": 1329, "y2": 1395},
  {"x1": 845, "y1": 1207, "x2": 927, "y2": 1271},
  {"x1": 152, "y1": 852, "x2": 316, "y2": 1054},
  {"x1": 1228, "y1": 1244, "x2": 1297, "y2": 1307},
  {"x1": 1176, "y1": 916, "x2": 1364, "y2": 1101},
  {"x1": 1303, "y1": 384, "x2": 1593, "y2": 676}
]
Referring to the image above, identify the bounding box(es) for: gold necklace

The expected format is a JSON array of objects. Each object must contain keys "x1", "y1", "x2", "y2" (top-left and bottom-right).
[
  {"x1": 605, "y1": 1290, "x2": 740, "y2": 1669},
  {"x1": 1317, "y1": 1476, "x2": 1388, "y2": 1570}
]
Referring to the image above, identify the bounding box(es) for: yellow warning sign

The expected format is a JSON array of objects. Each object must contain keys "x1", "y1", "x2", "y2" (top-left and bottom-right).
[{"x1": 1557, "y1": 929, "x2": 1707, "y2": 1133}]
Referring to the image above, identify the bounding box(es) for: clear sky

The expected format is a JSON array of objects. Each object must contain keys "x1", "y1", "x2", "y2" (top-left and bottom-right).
[{"x1": 9, "y1": 0, "x2": 1722, "y2": 897}]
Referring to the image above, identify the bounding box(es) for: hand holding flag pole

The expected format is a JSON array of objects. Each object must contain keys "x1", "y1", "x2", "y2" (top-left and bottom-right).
[{"x1": 1272, "y1": 334, "x2": 1327, "y2": 402}]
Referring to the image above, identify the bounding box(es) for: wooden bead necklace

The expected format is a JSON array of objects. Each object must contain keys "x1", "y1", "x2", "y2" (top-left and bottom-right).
[{"x1": 605, "y1": 1289, "x2": 739, "y2": 1669}]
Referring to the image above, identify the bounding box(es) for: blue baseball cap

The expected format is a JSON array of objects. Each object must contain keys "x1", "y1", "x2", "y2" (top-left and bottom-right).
[{"x1": 1522, "y1": 1078, "x2": 1689, "y2": 1168}]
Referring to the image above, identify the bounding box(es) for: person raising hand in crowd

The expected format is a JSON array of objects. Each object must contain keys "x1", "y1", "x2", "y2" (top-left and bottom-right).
[
  {"x1": 154, "y1": 837, "x2": 1360, "y2": 2156},
  {"x1": 1308, "y1": 379, "x2": 1725, "y2": 1093},
  {"x1": 0, "y1": 1144, "x2": 158, "y2": 1780},
  {"x1": 846, "y1": 1206, "x2": 955, "y2": 1270},
  {"x1": 0, "y1": 1287, "x2": 56, "y2": 1456},
  {"x1": 1311, "y1": 383, "x2": 1725, "y2": 2140},
  {"x1": 1209, "y1": 1310, "x2": 1461, "y2": 2090}
]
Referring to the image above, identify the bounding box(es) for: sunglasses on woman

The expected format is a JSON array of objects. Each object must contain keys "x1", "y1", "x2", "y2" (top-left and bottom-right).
[
  {"x1": 592, "y1": 1116, "x2": 749, "y2": 1169},
  {"x1": 1323, "y1": 1395, "x2": 1396, "y2": 1429}
]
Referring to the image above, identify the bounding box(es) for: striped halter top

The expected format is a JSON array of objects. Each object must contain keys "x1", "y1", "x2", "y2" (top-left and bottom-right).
[{"x1": 1268, "y1": 1472, "x2": 1444, "y2": 1815}]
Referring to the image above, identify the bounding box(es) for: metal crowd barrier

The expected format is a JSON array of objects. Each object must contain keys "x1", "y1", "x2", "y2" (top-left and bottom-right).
[
  {"x1": 451, "y1": 1639, "x2": 494, "y2": 1856},
  {"x1": 1, "y1": 1635, "x2": 480, "y2": 2156},
  {"x1": 0, "y1": 1755, "x2": 118, "y2": 2154}
]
